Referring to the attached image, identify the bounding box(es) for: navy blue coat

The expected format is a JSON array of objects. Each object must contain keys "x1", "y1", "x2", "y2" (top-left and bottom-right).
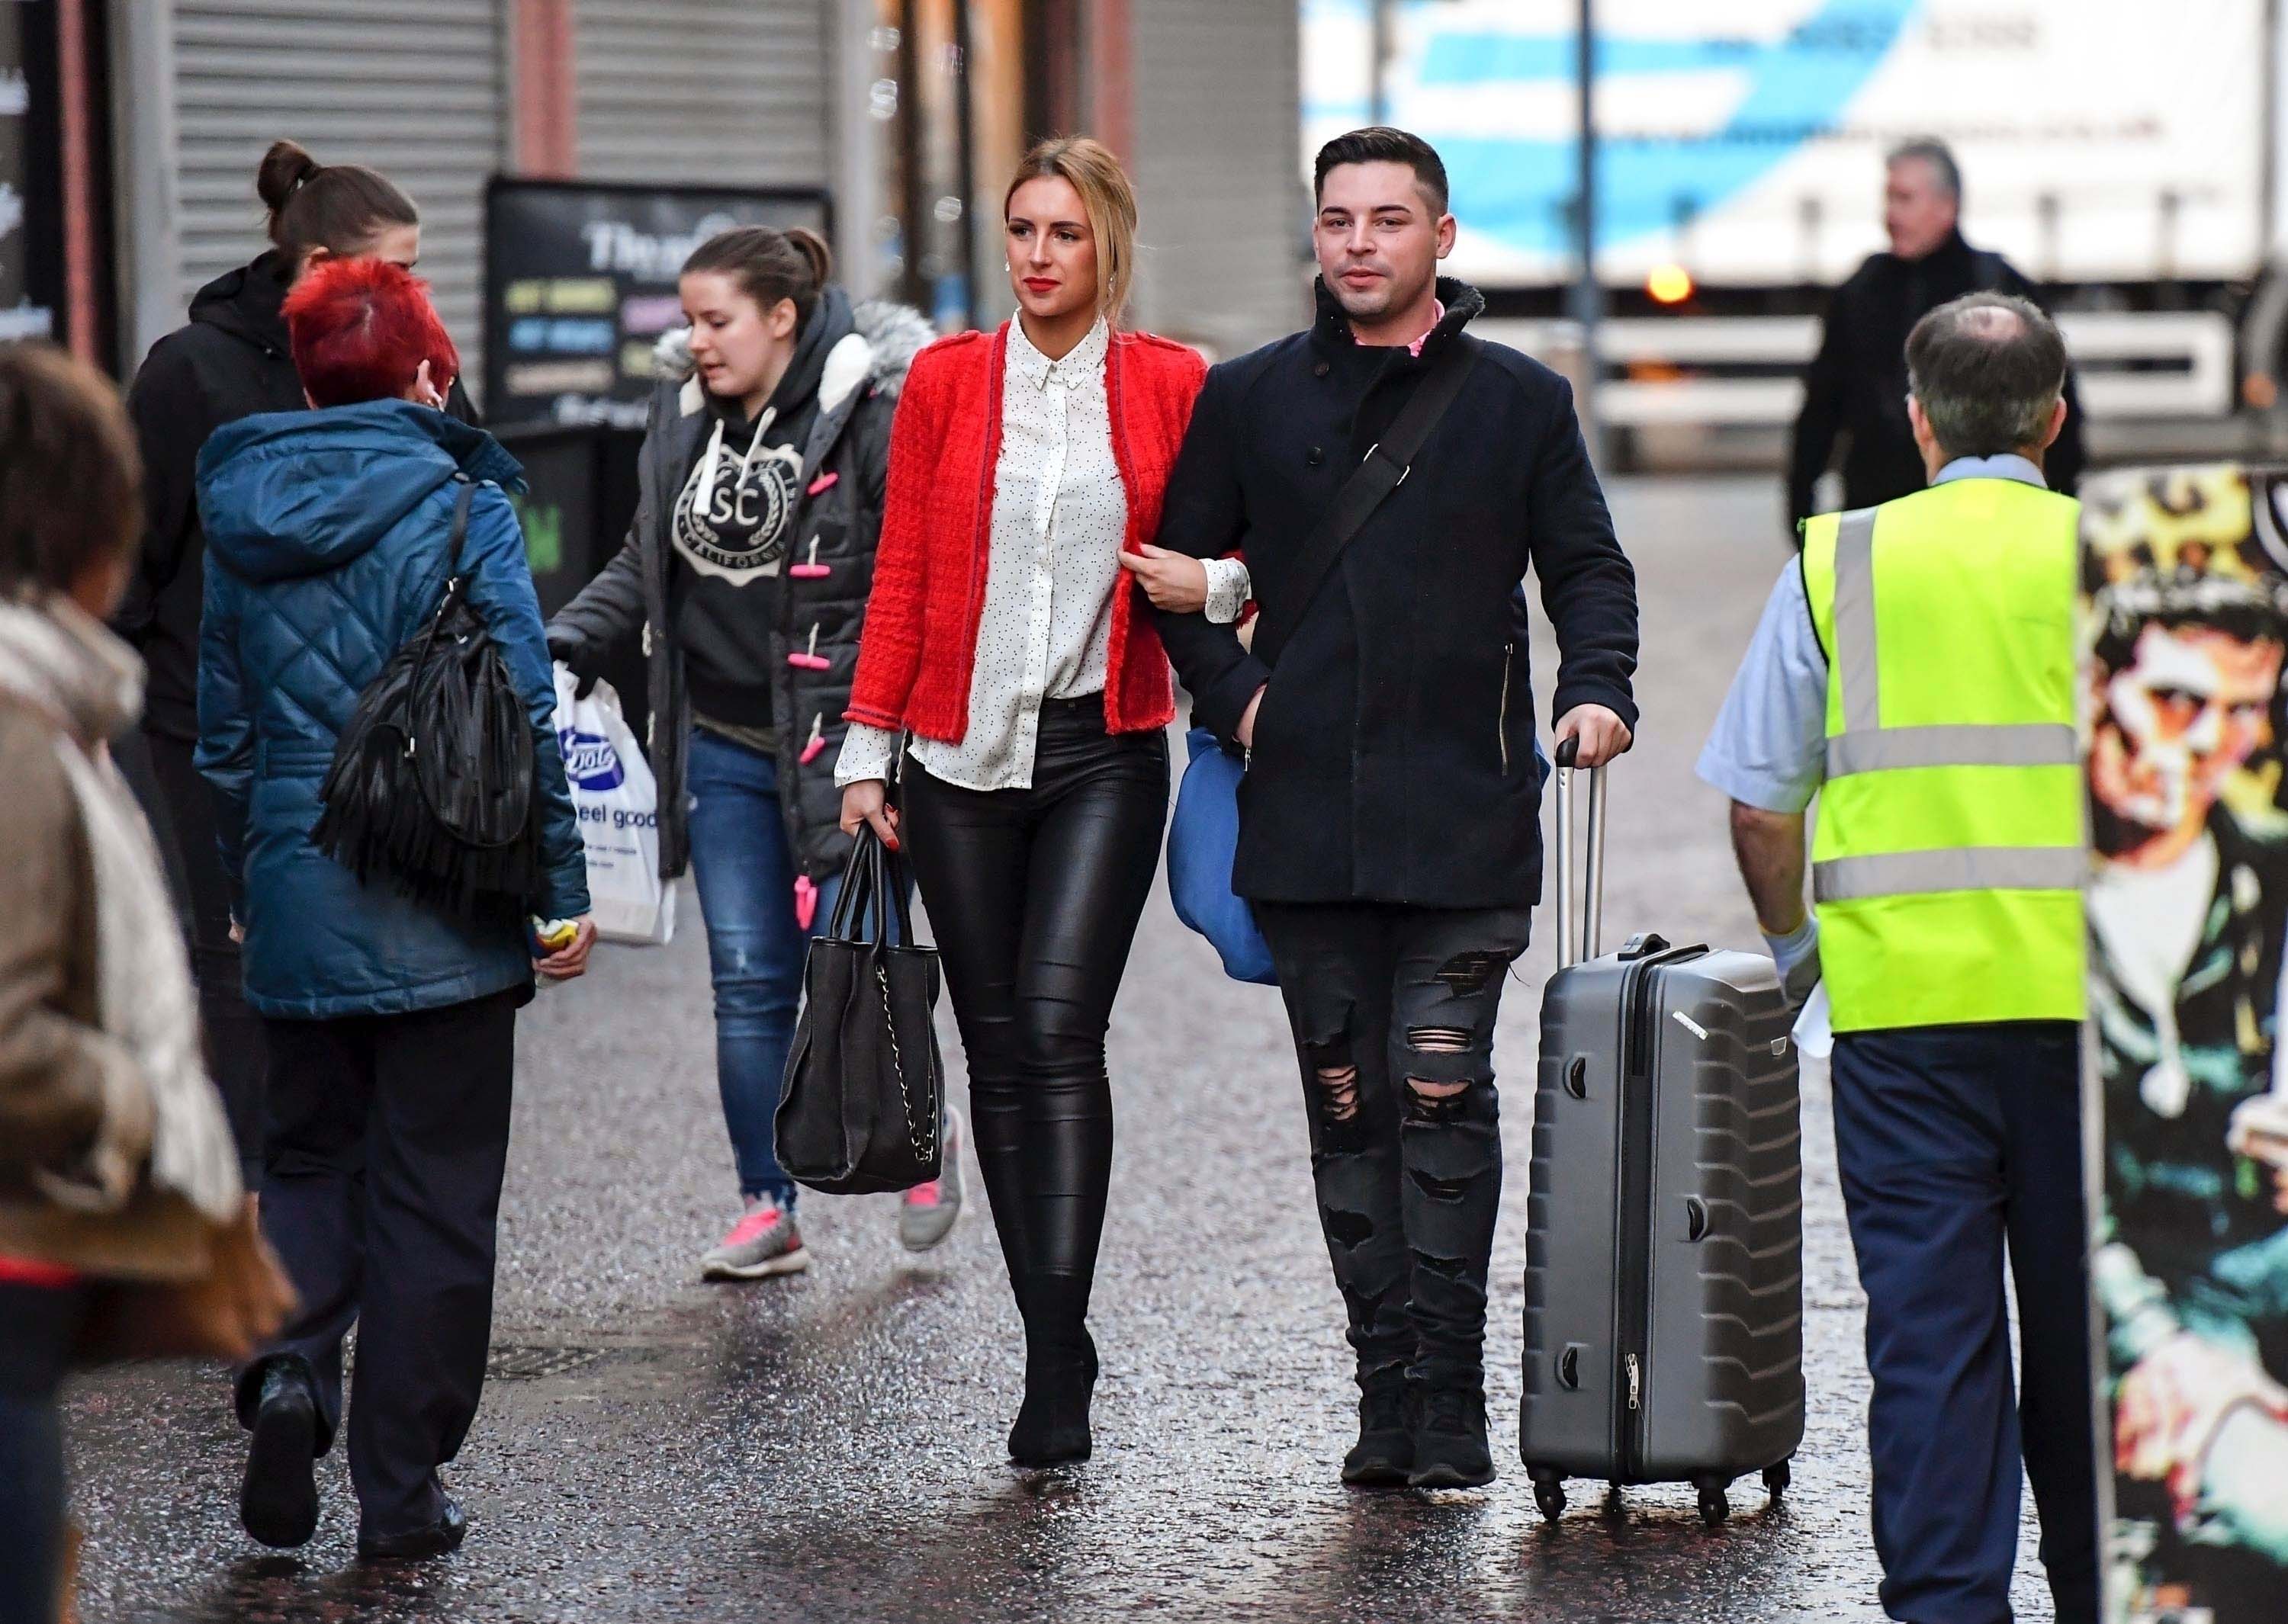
[
  {"x1": 1151, "y1": 279, "x2": 1638, "y2": 909},
  {"x1": 195, "y1": 400, "x2": 588, "y2": 1020}
]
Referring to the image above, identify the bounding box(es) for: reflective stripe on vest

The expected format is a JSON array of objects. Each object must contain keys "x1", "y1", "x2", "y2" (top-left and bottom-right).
[
  {"x1": 1812, "y1": 844, "x2": 2088, "y2": 903},
  {"x1": 1800, "y1": 480, "x2": 2086, "y2": 1032},
  {"x1": 1824, "y1": 722, "x2": 2078, "y2": 778},
  {"x1": 1831, "y1": 507, "x2": 1882, "y2": 733}
]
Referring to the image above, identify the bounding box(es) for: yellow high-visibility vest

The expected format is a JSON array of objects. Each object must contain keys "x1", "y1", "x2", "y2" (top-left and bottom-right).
[{"x1": 1800, "y1": 478, "x2": 2086, "y2": 1032}]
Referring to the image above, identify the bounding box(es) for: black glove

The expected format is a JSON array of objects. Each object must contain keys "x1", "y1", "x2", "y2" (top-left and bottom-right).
[{"x1": 545, "y1": 627, "x2": 598, "y2": 699}]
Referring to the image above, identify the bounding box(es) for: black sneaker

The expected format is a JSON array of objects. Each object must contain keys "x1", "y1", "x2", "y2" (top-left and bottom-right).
[
  {"x1": 1341, "y1": 1378, "x2": 1412, "y2": 1486},
  {"x1": 1407, "y1": 1383, "x2": 1494, "y2": 1489},
  {"x1": 239, "y1": 1365, "x2": 320, "y2": 1549}
]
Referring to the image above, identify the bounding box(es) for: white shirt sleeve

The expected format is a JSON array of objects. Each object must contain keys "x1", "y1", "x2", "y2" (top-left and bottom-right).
[
  {"x1": 1202, "y1": 557, "x2": 1252, "y2": 624},
  {"x1": 1695, "y1": 562, "x2": 1831, "y2": 815},
  {"x1": 834, "y1": 721, "x2": 902, "y2": 787}
]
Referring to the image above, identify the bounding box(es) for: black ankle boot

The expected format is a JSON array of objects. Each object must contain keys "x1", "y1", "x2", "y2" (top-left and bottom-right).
[
  {"x1": 1341, "y1": 1375, "x2": 1413, "y2": 1486},
  {"x1": 1408, "y1": 1381, "x2": 1494, "y2": 1488},
  {"x1": 1007, "y1": 1333, "x2": 1097, "y2": 1467},
  {"x1": 239, "y1": 1362, "x2": 320, "y2": 1549}
]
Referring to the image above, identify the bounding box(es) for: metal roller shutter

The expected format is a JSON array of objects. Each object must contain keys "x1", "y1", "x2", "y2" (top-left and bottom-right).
[
  {"x1": 169, "y1": 0, "x2": 506, "y2": 396},
  {"x1": 1128, "y1": 0, "x2": 1308, "y2": 357},
  {"x1": 575, "y1": 0, "x2": 831, "y2": 190}
]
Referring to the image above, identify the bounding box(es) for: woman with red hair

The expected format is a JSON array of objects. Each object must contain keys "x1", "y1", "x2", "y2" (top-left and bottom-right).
[{"x1": 194, "y1": 257, "x2": 592, "y2": 1561}]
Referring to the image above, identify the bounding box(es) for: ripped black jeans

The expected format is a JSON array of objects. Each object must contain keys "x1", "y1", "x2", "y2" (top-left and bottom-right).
[{"x1": 1255, "y1": 903, "x2": 1532, "y2": 1394}]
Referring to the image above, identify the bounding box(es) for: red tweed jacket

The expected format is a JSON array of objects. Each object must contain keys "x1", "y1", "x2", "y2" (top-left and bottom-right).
[{"x1": 844, "y1": 322, "x2": 1209, "y2": 743}]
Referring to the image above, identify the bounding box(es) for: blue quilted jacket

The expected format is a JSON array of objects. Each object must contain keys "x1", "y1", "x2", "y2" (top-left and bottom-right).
[{"x1": 194, "y1": 400, "x2": 588, "y2": 1020}]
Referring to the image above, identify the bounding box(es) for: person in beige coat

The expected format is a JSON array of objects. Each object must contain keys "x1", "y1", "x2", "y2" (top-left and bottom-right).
[{"x1": 0, "y1": 342, "x2": 288, "y2": 1624}]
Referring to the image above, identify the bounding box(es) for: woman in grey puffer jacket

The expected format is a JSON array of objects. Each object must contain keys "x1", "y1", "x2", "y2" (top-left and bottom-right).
[{"x1": 546, "y1": 227, "x2": 939, "y2": 1279}]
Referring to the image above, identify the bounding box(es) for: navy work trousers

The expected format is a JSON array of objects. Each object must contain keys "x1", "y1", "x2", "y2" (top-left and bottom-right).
[{"x1": 1830, "y1": 1020, "x2": 2098, "y2": 1624}]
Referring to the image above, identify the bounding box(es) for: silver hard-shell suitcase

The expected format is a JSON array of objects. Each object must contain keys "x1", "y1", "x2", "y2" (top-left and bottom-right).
[{"x1": 1518, "y1": 743, "x2": 1806, "y2": 1524}]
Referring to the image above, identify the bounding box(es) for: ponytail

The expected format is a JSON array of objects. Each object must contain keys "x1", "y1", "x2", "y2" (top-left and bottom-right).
[{"x1": 681, "y1": 225, "x2": 834, "y2": 327}]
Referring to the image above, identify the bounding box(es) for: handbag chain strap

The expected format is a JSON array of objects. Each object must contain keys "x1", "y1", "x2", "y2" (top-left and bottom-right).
[{"x1": 875, "y1": 960, "x2": 939, "y2": 1168}]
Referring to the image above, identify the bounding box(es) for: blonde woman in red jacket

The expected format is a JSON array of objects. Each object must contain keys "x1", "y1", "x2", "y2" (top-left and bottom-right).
[{"x1": 838, "y1": 138, "x2": 1207, "y2": 1467}]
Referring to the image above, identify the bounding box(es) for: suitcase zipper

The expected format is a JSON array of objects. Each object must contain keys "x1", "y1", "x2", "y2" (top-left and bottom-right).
[
  {"x1": 1611, "y1": 942, "x2": 1711, "y2": 1479},
  {"x1": 1615, "y1": 958, "x2": 1659, "y2": 1476}
]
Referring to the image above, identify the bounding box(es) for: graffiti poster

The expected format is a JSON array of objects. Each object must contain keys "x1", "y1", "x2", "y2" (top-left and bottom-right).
[{"x1": 2084, "y1": 464, "x2": 2288, "y2": 1622}]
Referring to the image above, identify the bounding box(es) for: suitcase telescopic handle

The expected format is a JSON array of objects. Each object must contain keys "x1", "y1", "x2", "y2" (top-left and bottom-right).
[{"x1": 1552, "y1": 736, "x2": 1608, "y2": 968}]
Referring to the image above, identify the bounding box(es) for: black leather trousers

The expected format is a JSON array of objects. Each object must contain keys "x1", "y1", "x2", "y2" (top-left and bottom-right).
[{"x1": 902, "y1": 698, "x2": 1168, "y2": 1358}]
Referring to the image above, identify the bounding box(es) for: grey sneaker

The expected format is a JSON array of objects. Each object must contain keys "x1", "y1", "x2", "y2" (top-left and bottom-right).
[
  {"x1": 699, "y1": 1198, "x2": 808, "y2": 1280},
  {"x1": 898, "y1": 1107, "x2": 965, "y2": 1252}
]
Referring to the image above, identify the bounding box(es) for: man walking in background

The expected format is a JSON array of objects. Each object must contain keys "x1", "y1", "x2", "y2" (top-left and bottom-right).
[
  {"x1": 1138, "y1": 127, "x2": 1638, "y2": 1491},
  {"x1": 1788, "y1": 138, "x2": 2086, "y2": 538},
  {"x1": 1705, "y1": 290, "x2": 2097, "y2": 1621}
]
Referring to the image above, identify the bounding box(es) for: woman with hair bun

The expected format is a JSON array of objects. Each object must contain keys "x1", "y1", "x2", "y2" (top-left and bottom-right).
[
  {"x1": 115, "y1": 140, "x2": 476, "y2": 1202},
  {"x1": 547, "y1": 226, "x2": 940, "y2": 1281}
]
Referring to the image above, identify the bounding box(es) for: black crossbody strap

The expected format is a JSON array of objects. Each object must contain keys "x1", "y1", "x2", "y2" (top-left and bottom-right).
[
  {"x1": 445, "y1": 475, "x2": 478, "y2": 576},
  {"x1": 1255, "y1": 336, "x2": 1480, "y2": 668},
  {"x1": 410, "y1": 478, "x2": 482, "y2": 676}
]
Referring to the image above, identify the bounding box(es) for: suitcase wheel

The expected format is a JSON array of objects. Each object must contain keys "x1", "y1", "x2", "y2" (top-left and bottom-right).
[
  {"x1": 1763, "y1": 1459, "x2": 1791, "y2": 1501},
  {"x1": 1695, "y1": 1480, "x2": 1730, "y2": 1528},
  {"x1": 1529, "y1": 1468, "x2": 1566, "y2": 1522}
]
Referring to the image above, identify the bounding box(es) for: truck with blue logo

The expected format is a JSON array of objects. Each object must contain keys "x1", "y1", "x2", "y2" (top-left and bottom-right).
[{"x1": 1304, "y1": 0, "x2": 2278, "y2": 440}]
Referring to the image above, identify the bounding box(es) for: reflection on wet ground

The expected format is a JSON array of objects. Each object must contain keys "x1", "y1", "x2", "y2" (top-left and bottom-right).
[{"x1": 64, "y1": 480, "x2": 2055, "y2": 1623}]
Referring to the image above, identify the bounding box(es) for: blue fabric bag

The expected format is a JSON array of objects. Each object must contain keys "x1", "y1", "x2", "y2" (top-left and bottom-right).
[{"x1": 1166, "y1": 727, "x2": 1277, "y2": 985}]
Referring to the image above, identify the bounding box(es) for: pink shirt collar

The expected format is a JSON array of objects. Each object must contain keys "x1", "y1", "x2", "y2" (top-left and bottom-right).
[{"x1": 1354, "y1": 298, "x2": 1444, "y2": 358}]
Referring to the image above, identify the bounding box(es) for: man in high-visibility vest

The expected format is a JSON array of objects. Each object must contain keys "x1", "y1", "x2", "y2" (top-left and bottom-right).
[{"x1": 1700, "y1": 290, "x2": 2096, "y2": 1623}]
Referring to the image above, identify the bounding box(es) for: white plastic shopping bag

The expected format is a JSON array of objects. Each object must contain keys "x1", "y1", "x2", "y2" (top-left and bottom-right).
[{"x1": 552, "y1": 664, "x2": 675, "y2": 945}]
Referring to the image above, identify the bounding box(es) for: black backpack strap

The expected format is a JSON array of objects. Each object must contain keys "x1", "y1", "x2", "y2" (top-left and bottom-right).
[
  {"x1": 412, "y1": 477, "x2": 484, "y2": 672},
  {"x1": 445, "y1": 474, "x2": 479, "y2": 576},
  {"x1": 1255, "y1": 336, "x2": 1480, "y2": 667}
]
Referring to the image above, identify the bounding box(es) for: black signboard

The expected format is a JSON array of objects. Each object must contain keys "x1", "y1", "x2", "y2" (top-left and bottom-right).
[
  {"x1": 483, "y1": 178, "x2": 831, "y2": 429},
  {"x1": 2, "y1": 1, "x2": 58, "y2": 345}
]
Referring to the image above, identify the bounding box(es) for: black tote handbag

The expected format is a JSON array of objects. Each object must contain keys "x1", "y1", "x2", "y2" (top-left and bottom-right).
[{"x1": 775, "y1": 828, "x2": 945, "y2": 1194}]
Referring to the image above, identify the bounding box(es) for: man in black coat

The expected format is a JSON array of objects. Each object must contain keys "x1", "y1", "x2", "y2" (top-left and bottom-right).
[
  {"x1": 1139, "y1": 127, "x2": 1639, "y2": 1491},
  {"x1": 1788, "y1": 138, "x2": 2086, "y2": 535}
]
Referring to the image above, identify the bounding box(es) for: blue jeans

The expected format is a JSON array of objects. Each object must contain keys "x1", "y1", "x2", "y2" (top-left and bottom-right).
[
  {"x1": 687, "y1": 728, "x2": 840, "y2": 1208},
  {"x1": 1830, "y1": 1022, "x2": 2098, "y2": 1624},
  {"x1": 0, "y1": 1282, "x2": 82, "y2": 1624}
]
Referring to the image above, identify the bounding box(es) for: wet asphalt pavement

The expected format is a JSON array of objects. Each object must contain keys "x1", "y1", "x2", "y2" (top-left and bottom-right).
[{"x1": 63, "y1": 476, "x2": 2060, "y2": 1622}]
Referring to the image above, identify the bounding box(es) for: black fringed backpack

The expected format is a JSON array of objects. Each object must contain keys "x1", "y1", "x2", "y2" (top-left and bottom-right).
[{"x1": 312, "y1": 477, "x2": 543, "y2": 918}]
